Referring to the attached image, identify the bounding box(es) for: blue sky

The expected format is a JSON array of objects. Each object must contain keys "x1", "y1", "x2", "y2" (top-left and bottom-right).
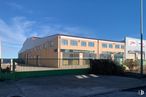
[{"x1": 0, "y1": 0, "x2": 145, "y2": 58}]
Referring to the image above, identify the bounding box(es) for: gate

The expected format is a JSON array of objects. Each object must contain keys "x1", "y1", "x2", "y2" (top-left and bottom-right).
[{"x1": 0, "y1": 58, "x2": 15, "y2": 80}]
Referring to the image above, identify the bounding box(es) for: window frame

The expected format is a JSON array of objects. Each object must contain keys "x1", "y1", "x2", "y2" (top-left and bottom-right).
[
  {"x1": 81, "y1": 41, "x2": 87, "y2": 47},
  {"x1": 109, "y1": 44, "x2": 113, "y2": 48},
  {"x1": 121, "y1": 45, "x2": 124, "y2": 49},
  {"x1": 88, "y1": 42, "x2": 94, "y2": 47},
  {"x1": 70, "y1": 40, "x2": 78, "y2": 46},
  {"x1": 61, "y1": 39, "x2": 68, "y2": 46},
  {"x1": 102, "y1": 43, "x2": 107, "y2": 48},
  {"x1": 115, "y1": 44, "x2": 120, "y2": 49}
]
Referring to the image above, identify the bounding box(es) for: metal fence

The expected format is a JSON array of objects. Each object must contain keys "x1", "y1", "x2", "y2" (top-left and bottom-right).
[
  {"x1": 1, "y1": 58, "x2": 146, "y2": 73},
  {"x1": 0, "y1": 58, "x2": 91, "y2": 72},
  {"x1": 0, "y1": 59, "x2": 13, "y2": 71},
  {"x1": 1, "y1": 58, "x2": 146, "y2": 80},
  {"x1": 0, "y1": 58, "x2": 91, "y2": 80}
]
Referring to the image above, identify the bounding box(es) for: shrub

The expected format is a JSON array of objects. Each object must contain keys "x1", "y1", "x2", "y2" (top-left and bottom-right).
[
  {"x1": 123, "y1": 59, "x2": 139, "y2": 71},
  {"x1": 90, "y1": 59, "x2": 125, "y2": 75}
]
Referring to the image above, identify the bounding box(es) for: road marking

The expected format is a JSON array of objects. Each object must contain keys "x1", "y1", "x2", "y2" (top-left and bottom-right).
[{"x1": 89, "y1": 74, "x2": 99, "y2": 77}]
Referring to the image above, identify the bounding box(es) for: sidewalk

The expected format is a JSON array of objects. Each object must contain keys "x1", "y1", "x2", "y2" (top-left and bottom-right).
[{"x1": 0, "y1": 74, "x2": 146, "y2": 97}]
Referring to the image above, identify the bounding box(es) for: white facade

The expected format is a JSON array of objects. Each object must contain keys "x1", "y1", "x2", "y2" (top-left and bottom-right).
[
  {"x1": 0, "y1": 40, "x2": 1, "y2": 58},
  {"x1": 125, "y1": 37, "x2": 146, "y2": 60}
]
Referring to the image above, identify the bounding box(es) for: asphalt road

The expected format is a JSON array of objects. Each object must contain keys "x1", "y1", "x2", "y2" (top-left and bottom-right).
[
  {"x1": 83, "y1": 86, "x2": 146, "y2": 97},
  {"x1": 1, "y1": 75, "x2": 146, "y2": 97}
]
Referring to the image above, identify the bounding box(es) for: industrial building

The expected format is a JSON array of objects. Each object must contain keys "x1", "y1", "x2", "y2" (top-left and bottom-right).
[
  {"x1": 19, "y1": 34, "x2": 126, "y2": 68},
  {"x1": 98, "y1": 39, "x2": 125, "y2": 63}
]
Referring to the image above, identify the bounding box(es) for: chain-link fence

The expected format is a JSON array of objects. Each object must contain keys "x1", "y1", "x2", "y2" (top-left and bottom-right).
[
  {"x1": 0, "y1": 58, "x2": 91, "y2": 80},
  {"x1": 0, "y1": 58, "x2": 15, "y2": 80},
  {"x1": 0, "y1": 59, "x2": 13, "y2": 71},
  {"x1": 0, "y1": 58, "x2": 90, "y2": 72},
  {"x1": 1, "y1": 58, "x2": 146, "y2": 73},
  {"x1": 1, "y1": 58, "x2": 146, "y2": 80}
]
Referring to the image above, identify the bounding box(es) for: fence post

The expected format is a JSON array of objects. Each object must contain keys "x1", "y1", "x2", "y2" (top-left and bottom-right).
[
  {"x1": 10, "y1": 59, "x2": 13, "y2": 71},
  {"x1": 0, "y1": 59, "x2": 1, "y2": 71},
  {"x1": 0, "y1": 59, "x2": 1, "y2": 80},
  {"x1": 12, "y1": 59, "x2": 15, "y2": 72},
  {"x1": 12, "y1": 59, "x2": 16, "y2": 80}
]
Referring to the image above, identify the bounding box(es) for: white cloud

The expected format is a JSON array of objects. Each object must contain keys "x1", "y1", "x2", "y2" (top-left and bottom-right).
[
  {"x1": 0, "y1": 17, "x2": 37, "y2": 58},
  {"x1": 36, "y1": 24, "x2": 87, "y2": 37},
  {"x1": 0, "y1": 16, "x2": 91, "y2": 58},
  {"x1": 0, "y1": 17, "x2": 36, "y2": 45},
  {"x1": 7, "y1": 2, "x2": 23, "y2": 10},
  {"x1": 0, "y1": 16, "x2": 86, "y2": 45}
]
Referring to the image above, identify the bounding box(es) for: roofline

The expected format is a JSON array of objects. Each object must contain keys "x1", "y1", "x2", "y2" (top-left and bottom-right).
[
  {"x1": 56, "y1": 34, "x2": 98, "y2": 40},
  {"x1": 98, "y1": 39, "x2": 125, "y2": 43},
  {"x1": 56, "y1": 34, "x2": 124, "y2": 43},
  {"x1": 27, "y1": 33, "x2": 125, "y2": 43}
]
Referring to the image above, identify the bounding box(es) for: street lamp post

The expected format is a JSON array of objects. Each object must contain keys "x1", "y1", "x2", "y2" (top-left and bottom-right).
[{"x1": 140, "y1": 0, "x2": 144, "y2": 75}]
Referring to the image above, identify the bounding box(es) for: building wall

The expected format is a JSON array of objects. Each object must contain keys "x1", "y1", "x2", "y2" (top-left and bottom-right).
[
  {"x1": 98, "y1": 40, "x2": 125, "y2": 61},
  {"x1": 19, "y1": 36, "x2": 59, "y2": 67},
  {"x1": 59, "y1": 36, "x2": 98, "y2": 53},
  {"x1": 57, "y1": 36, "x2": 98, "y2": 67}
]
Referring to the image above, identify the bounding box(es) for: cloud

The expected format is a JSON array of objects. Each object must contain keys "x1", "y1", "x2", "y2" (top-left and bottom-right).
[
  {"x1": 6, "y1": 2, "x2": 33, "y2": 14},
  {"x1": 7, "y1": 2, "x2": 23, "y2": 10},
  {"x1": 0, "y1": 16, "x2": 88, "y2": 45},
  {"x1": 0, "y1": 16, "x2": 92, "y2": 58},
  {"x1": 0, "y1": 17, "x2": 37, "y2": 46},
  {"x1": 36, "y1": 23, "x2": 92, "y2": 38},
  {"x1": 0, "y1": 16, "x2": 37, "y2": 58}
]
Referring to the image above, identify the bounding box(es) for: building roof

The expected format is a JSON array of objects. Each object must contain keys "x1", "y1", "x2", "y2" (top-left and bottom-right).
[
  {"x1": 56, "y1": 34, "x2": 97, "y2": 40},
  {"x1": 57, "y1": 34, "x2": 124, "y2": 43},
  {"x1": 98, "y1": 39, "x2": 125, "y2": 43},
  {"x1": 19, "y1": 34, "x2": 58, "y2": 53},
  {"x1": 19, "y1": 33, "x2": 124, "y2": 54}
]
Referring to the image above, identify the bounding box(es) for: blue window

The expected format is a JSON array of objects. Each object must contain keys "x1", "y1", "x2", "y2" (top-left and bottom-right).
[
  {"x1": 115, "y1": 44, "x2": 120, "y2": 48},
  {"x1": 50, "y1": 41, "x2": 54, "y2": 47},
  {"x1": 71, "y1": 40, "x2": 78, "y2": 46},
  {"x1": 43, "y1": 44, "x2": 47, "y2": 49},
  {"x1": 88, "y1": 42, "x2": 94, "y2": 47},
  {"x1": 102, "y1": 43, "x2": 107, "y2": 48},
  {"x1": 62, "y1": 39, "x2": 68, "y2": 45},
  {"x1": 109, "y1": 44, "x2": 113, "y2": 48},
  {"x1": 121, "y1": 45, "x2": 124, "y2": 49},
  {"x1": 81, "y1": 41, "x2": 86, "y2": 46}
]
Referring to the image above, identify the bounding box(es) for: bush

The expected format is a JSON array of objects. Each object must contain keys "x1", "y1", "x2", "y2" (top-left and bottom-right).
[
  {"x1": 123, "y1": 59, "x2": 139, "y2": 71},
  {"x1": 90, "y1": 59, "x2": 125, "y2": 75}
]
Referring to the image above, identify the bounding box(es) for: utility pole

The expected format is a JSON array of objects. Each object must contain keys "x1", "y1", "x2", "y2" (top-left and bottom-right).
[
  {"x1": 0, "y1": 40, "x2": 1, "y2": 71},
  {"x1": 140, "y1": 0, "x2": 144, "y2": 75}
]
